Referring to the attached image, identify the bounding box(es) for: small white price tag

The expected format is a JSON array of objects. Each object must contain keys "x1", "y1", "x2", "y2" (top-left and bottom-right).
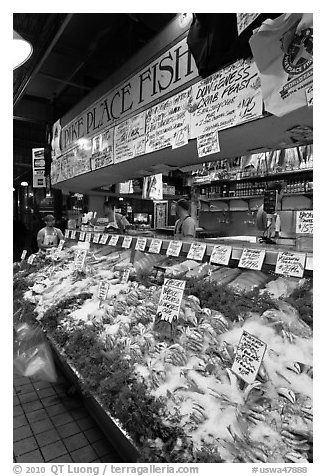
[
  {"x1": 210, "y1": 245, "x2": 232, "y2": 266},
  {"x1": 64, "y1": 229, "x2": 70, "y2": 238},
  {"x1": 231, "y1": 330, "x2": 267, "y2": 384},
  {"x1": 74, "y1": 249, "x2": 87, "y2": 272},
  {"x1": 238, "y1": 248, "x2": 265, "y2": 270},
  {"x1": 135, "y1": 237, "x2": 147, "y2": 251},
  {"x1": 275, "y1": 251, "x2": 306, "y2": 278},
  {"x1": 99, "y1": 234, "x2": 109, "y2": 245},
  {"x1": 98, "y1": 281, "x2": 109, "y2": 301},
  {"x1": 109, "y1": 234, "x2": 119, "y2": 246},
  {"x1": 70, "y1": 230, "x2": 77, "y2": 239},
  {"x1": 166, "y1": 240, "x2": 183, "y2": 257},
  {"x1": 122, "y1": 236, "x2": 133, "y2": 249},
  {"x1": 85, "y1": 232, "x2": 92, "y2": 242},
  {"x1": 27, "y1": 254, "x2": 36, "y2": 265},
  {"x1": 93, "y1": 233, "x2": 101, "y2": 243},
  {"x1": 187, "y1": 242, "x2": 206, "y2": 261},
  {"x1": 57, "y1": 239, "x2": 65, "y2": 252},
  {"x1": 21, "y1": 250, "x2": 27, "y2": 261},
  {"x1": 296, "y1": 210, "x2": 313, "y2": 235},
  {"x1": 121, "y1": 268, "x2": 131, "y2": 283},
  {"x1": 149, "y1": 239, "x2": 163, "y2": 254},
  {"x1": 79, "y1": 231, "x2": 86, "y2": 241}
]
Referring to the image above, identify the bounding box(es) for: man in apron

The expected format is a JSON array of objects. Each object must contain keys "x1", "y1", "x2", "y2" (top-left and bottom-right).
[
  {"x1": 174, "y1": 199, "x2": 196, "y2": 240},
  {"x1": 37, "y1": 215, "x2": 64, "y2": 252}
]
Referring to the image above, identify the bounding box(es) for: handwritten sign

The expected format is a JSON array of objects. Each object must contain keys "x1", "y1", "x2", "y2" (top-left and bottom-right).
[
  {"x1": 166, "y1": 240, "x2": 183, "y2": 257},
  {"x1": 197, "y1": 129, "x2": 220, "y2": 158},
  {"x1": 149, "y1": 239, "x2": 163, "y2": 254},
  {"x1": 187, "y1": 242, "x2": 206, "y2": 261},
  {"x1": 27, "y1": 254, "x2": 36, "y2": 265},
  {"x1": 237, "y1": 13, "x2": 260, "y2": 35},
  {"x1": 79, "y1": 231, "x2": 86, "y2": 241},
  {"x1": 122, "y1": 236, "x2": 133, "y2": 249},
  {"x1": 91, "y1": 127, "x2": 114, "y2": 171},
  {"x1": 190, "y1": 58, "x2": 262, "y2": 139},
  {"x1": 64, "y1": 229, "x2": 70, "y2": 239},
  {"x1": 97, "y1": 281, "x2": 109, "y2": 301},
  {"x1": 70, "y1": 230, "x2": 77, "y2": 239},
  {"x1": 57, "y1": 240, "x2": 65, "y2": 252},
  {"x1": 296, "y1": 210, "x2": 313, "y2": 235},
  {"x1": 305, "y1": 85, "x2": 313, "y2": 108},
  {"x1": 135, "y1": 237, "x2": 147, "y2": 251},
  {"x1": 155, "y1": 278, "x2": 186, "y2": 324},
  {"x1": 145, "y1": 88, "x2": 191, "y2": 153},
  {"x1": 239, "y1": 248, "x2": 265, "y2": 270},
  {"x1": 109, "y1": 234, "x2": 120, "y2": 246},
  {"x1": 171, "y1": 125, "x2": 189, "y2": 149},
  {"x1": 114, "y1": 112, "x2": 146, "y2": 163},
  {"x1": 92, "y1": 233, "x2": 101, "y2": 243},
  {"x1": 275, "y1": 251, "x2": 306, "y2": 278},
  {"x1": 85, "y1": 232, "x2": 92, "y2": 242},
  {"x1": 74, "y1": 249, "x2": 87, "y2": 272},
  {"x1": 231, "y1": 330, "x2": 267, "y2": 384},
  {"x1": 210, "y1": 244, "x2": 232, "y2": 266},
  {"x1": 21, "y1": 250, "x2": 27, "y2": 261},
  {"x1": 99, "y1": 234, "x2": 109, "y2": 245},
  {"x1": 120, "y1": 268, "x2": 131, "y2": 283}
]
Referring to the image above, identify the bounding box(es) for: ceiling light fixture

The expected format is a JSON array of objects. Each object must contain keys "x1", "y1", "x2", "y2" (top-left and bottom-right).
[{"x1": 13, "y1": 30, "x2": 33, "y2": 70}]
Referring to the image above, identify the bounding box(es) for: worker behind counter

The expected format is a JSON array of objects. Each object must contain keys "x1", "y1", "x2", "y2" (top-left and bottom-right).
[
  {"x1": 37, "y1": 214, "x2": 64, "y2": 252},
  {"x1": 103, "y1": 200, "x2": 130, "y2": 233},
  {"x1": 256, "y1": 181, "x2": 285, "y2": 244},
  {"x1": 174, "y1": 199, "x2": 197, "y2": 241}
]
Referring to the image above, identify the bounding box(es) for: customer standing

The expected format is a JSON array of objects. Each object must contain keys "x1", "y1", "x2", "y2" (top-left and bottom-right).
[
  {"x1": 37, "y1": 215, "x2": 64, "y2": 251},
  {"x1": 174, "y1": 199, "x2": 196, "y2": 240}
]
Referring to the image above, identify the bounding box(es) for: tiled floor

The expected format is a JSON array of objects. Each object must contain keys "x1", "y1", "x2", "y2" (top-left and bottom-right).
[{"x1": 13, "y1": 370, "x2": 122, "y2": 463}]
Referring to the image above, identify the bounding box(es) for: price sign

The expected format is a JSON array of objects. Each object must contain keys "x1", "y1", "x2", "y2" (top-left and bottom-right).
[
  {"x1": 97, "y1": 281, "x2": 109, "y2": 301},
  {"x1": 85, "y1": 232, "x2": 92, "y2": 242},
  {"x1": 93, "y1": 233, "x2": 101, "y2": 243},
  {"x1": 74, "y1": 249, "x2": 87, "y2": 272},
  {"x1": 64, "y1": 229, "x2": 70, "y2": 238},
  {"x1": 70, "y1": 230, "x2": 77, "y2": 239},
  {"x1": 305, "y1": 85, "x2": 313, "y2": 107},
  {"x1": 296, "y1": 211, "x2": 313, "y2": 235},
  {"x1": 57, "y1": 239, "x2": 65, "y2": 252},
  {"x1": 77, "y1": 241, "x2": 90, "y2": 250},
  {"x1": 79, "y1": 231, "x2": 86, "y2": 241},
  {"x1": 122, "y1": 236, "x2": 133, "y2": 249},
  {"x1": 210, "y1": 244, "x2": 232, "y2": 266},
  {"x1": 21, "y1": 250, "x2": 27, "y2": 261},
  {"x1": 231, "y1": 330, "x2": 267, "y2": 384},
  {"x1": 149, "y1": 239, "x2": 163, "y2": 254},
  {"x1": 166, "y1": 240, "x2": 183, "y2": 257},
  {"x1": 27, "y1": 254, "x2": 36, "y2": 265},
  {"x1": 187, "y1": 242, "x2": 206, "y2": 261},
  {"x1": 154, "y1": 278, "x2": 186, "y2": 328},
  {"x1": 135, "y1": 237, "x2": 147, "y2": 251},
  {"x1": 109, "y1": 234, "x2": 119, "y2": 246},
  {"x1": 99, "y1": 234, "x2": 109, "y2": 245},
  {"x1": 239, "y1": 248, "x2": 265, "y2": 270},
  {"x1": 275, "y1": 251, "x2": 306, "y2": 278},
  {"x1": 120, "y1": 268, "x2": 131, "y2": 283}
]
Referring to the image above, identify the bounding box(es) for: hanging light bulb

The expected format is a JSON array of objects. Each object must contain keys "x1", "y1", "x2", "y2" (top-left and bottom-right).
[
  {"x1": 13, "y1": 30, "x2": 33, "y2": 70},
  {"x1": 20, "y1": 181, "x2": 28, "y2": 186}
]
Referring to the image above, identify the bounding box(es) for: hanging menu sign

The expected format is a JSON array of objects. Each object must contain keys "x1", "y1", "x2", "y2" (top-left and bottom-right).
[
  {"x1": 171, "y1": 125, "x2": 189, "y2": 149},
  {"x1": 114, "y1": 112, "x2": 146, "y2": 163},
  {"x1": 190, "y1": 58, "x2": 262, "y2": 139},
  {"x1": 79, "y1": 231, "x2": 86, "y2": 241},
  {"x1": 70, "y1": 230, "x2": 77, "y2": 239},
  {"x1": 231, "y1": 330, "x2": 267, "y2": 384},
  {"x1": 109, "y1": 235, "x2": 120, "y2": 246},
  {"x1": 296, "y1": 210, "x2": 313, "y2": 235},
  {"x1": 197, "y1": 129, "x2": 220, "y2": 158},
  {"x1": 166, "y1": 240, "x2": 183, "y2": 257},
  {"x1": 236, "y1": 13, "x2": 260, "y2": 35},
  {"x1": 122, "y1": 236, "x2": 133, "y2": 249},
  {"x1": 93, "y1": 233, "x2": 101, "y2": 243},
  {"x1": 275, "y1": 251, "x2": 306, "y2": 278},
  {"x1": 97, "y1": 281, "x2": 109, "y2": 301},
  {"x1": 149, "y1": 239, "x2": 163, "y2": 254},
  {"x1": 85, "y1": 232, "x2": 92, "y2": 242},
  {"x1": 91, "y1": 127, "x2": 114, "y2": 171},
  {"x1": 135, "y1": 237, "x2": 147, "y2": 251},
  {"x1": 187, "y1": 242, "x2": 206, "y2": 261},
  {"x1": 99, "y1": 234, "x2": 109, "y2": 245},
  {"x1": 145, "y1": 88, "x2": 192, "y2": 153},
  {"x1": 64, "y1": 229, "x2": 70, "y2": 239},
  {"x1": 210, "y1": 244, "x2": 232, "y2": 266},
  {"x1": 155, "y1": 278, "x2": 186, "y2": 324},
  {"x1": 74, "y1": 249, "x2": 87, "y2": 272},
  {"x1": 239, "y1": 248, "x2": 265, "y2": 270}
]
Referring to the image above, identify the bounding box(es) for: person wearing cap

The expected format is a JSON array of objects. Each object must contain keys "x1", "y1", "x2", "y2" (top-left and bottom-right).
[
  {"x1": 37, "y1": 215, "x2": 64, "y2": 251},
  {"x1": 174, "y1": 199, "x2": 197, "y2": 240}
]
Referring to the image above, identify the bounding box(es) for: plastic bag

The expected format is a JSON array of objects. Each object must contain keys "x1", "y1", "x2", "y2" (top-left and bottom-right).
[{"x1": 13, "y1": 323, "x2": 57, "y2": 382}]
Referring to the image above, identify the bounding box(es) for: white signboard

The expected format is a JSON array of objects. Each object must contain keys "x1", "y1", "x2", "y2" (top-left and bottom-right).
[
  {"x1": 231, "y1": 330, "x2": 267, "y2": 384},
  {"x1": 64, "y1": 229, "x2": 70, "y2": 239},
  {"x1": 239, "y1": 248, "x2": 266, "y2": 270},
  {"x1": 74, "y1": 249, "x2": 87, "y2": 272},
  {"x1": 99, "y1": 234, "x2": 109, "y2": 245},
  {"x1": 109, "y1": 235, "x2": 120, "y2": 246},
  {"x1": 237, "y1": 13, "x2": 260, "y2": 35},
  {"x1": 197, "y1": 129, "x2": 220, "y2": 158},
  {"x1": 145, "y1": 88, "x2": 192, "y2": 153},
  {"x1": 91, "y1": 127, "x2": 114, "y2": 170},
  {"x1": 122, "y1": 236, "x2": 133, "y2": 249},
  {"x1": 85, "y1": 232, "x2": 92, "y2": 242},
  {"x1": 190, "y1": 58, "x2": 262, "y2": 138},
  {"x1": 70, "y1": 230, "x2": 77, "y2": 239},
  {"x1": 79, "y1": 231, "x2": 86, "y2": 241},
  {"x1": 114, "y1": 112, "x2": 146, "y2": 163},
  {"x1": 74, "y1": 139, "x2": 92, "y2": 176},
  {"x1": 98, "y1": 281, "x2": 109, "y2": 301},
  {"x1": 171, "y1": 125, "x2": 189, "y2": 149},
  {"x1": 92, "y1": 233, "x2": 101, "y2": 243},
  {"x1": 296, "y1": 210, "x2": 313, "y2": 235},
  {"x1": 149, "y1": 239, "x2": 163, "y2": 254},
  {"x1": 155, "y1": 278, "x2": 186, "y2": 324},
  {"x1": 166, "y1": 240, "x2": 183, "y2": 257},
  {"x1": 210, "y1": 245, "x2": 232, "y2": 266},
  {"x1": 77, "y1": 241, "x2": 90, "y2": 250},
  {"x1": 135, "y1": 237, "x2": 147, "y2": 252},
  {"x1": 275, "y1": 251, "x2": 306, "y2": 278},
  {"x1": 187, "y1": 242, "x2": 206, "y2": 261}
]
